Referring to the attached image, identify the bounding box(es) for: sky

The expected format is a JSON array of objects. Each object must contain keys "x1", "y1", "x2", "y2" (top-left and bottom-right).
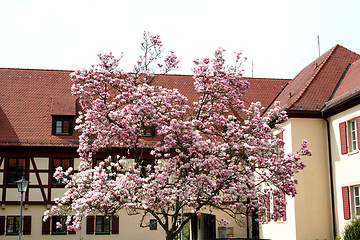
[{"x1": 0, "y1": 0, "x2": 359, "y2": 79}]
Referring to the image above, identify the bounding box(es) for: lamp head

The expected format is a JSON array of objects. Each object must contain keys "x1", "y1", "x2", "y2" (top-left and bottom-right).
[{"x1": 16, "y1": 178, "x2": 30, "y2": 193}]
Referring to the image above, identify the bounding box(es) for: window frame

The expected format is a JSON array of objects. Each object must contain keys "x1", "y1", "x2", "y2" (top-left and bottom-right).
[
  {"x1": 51, "y1": 216, "x2": 67, "y2": 235},
  {"x1": 141, "y1": 126, "x2": 156, "y2": 137},
  {"x1": 52, "y1": 116, "x2": 73, "y2": 136},
  {"x1": 149, "y1": 219, "x2": 157, "y2": 230},
  {"x1": 353, "y1": 186, "x2": 360, "y2": 218},
  {"x1": 51, "y1": 158, "x2": 72, "y2": 186},
  {"x1": 6, "y1": 216, "x2": 20, "y2": 235},
  {"x1": 348, "y1": 119, "x2": 358, "y2": 152},
  {"x1": 6, "y1": 157, "x2": 27, "y2": 185},
  {"x1": 95, "y1": 216, "x2": 110, "y2": 235}
]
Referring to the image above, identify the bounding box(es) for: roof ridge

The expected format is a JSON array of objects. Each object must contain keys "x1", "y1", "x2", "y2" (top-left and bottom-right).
[
  {"x1": 243, "y1": 77, "x2": 291, "y2": 81},
  {"x1": 0, "y1": 67, "x2": 73, "y2": 72},
  {"x1": 288, "y1": 44, "x2": 339, "y2": 109}
]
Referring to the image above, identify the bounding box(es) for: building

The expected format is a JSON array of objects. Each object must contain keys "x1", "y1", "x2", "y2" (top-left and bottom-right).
[
  {"x1": 1, "y1": 44, "x2": 359, "y2": 240},
  {"x1": 260, "y1": 44, "x2": 360, "y2": 240},
  {"x1": 0, "y1": 67, "x2": 288, "y2": 239}
]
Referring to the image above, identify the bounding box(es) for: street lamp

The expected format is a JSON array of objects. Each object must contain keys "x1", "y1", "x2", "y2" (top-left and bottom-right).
[{"x1": 16, "y1": 178, "x2": 30, "y2": 240}]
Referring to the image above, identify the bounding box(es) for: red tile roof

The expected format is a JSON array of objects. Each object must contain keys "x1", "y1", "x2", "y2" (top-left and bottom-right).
[
  {"x1": 322, "y1": 59, "x2": 360, "y2": 114},
  {"x1": 0, "y1": 68, "x2": 78, "y2": 146},
  {"x1": 332, "y1": 59, "x2": 360, "y2": 99},
  {"x1": 241, "y1": 77, "x2": 289, "y2": 113},
  {"x1": 153, "y1": 75, "x2": 290, "y2": 113},
  {"x1": 0, "y1": 68, "x2": 287, "y2": 146},
  {"x1": 271, "y1": 45, "x2": 360, "y2": 115}
]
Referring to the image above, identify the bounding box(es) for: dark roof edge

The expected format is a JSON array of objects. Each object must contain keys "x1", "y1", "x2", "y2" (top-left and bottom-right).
[
  {"x1": 327, "y1": 64, "x2": 352, "y2": 102},
  {"x1": 287, "y1": 110, "x2": 323, "y2": 118},
  {"x1": 261, "y1": 82, "x2": 290, "y2": 117},
  {"x1": 321, "y1": 90, "x2": 360, "y2": 118}
]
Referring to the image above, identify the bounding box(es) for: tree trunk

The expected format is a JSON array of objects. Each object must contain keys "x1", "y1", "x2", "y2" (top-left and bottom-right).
[{"x1": 165, "y1": 231, "x2": 175, "y2": 240}]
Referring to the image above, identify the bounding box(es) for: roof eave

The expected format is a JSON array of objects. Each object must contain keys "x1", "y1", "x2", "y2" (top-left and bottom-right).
[
  {"x1": 287, "y1": 110, "x2": 323, "y2": 118},
  {"x1": 321, "y1": 92, "x2": 360, "y2": 118}
]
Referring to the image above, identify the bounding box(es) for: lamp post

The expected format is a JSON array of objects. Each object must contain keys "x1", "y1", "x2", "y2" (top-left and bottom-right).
[{"x1": 16, "y1": 178, "x2": 30, "y2": 240}]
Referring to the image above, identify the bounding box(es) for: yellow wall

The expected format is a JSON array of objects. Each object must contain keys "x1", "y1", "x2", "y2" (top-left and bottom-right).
[
  {"x1": 0, "y1": 205, "x2": 166, "y2": 240},
  {"x1": 328, "y1": 104, "x2": 360, "y2": 237},
  {"x1": 291, "y1": 118, "x2": 333, "y2": 240},
  {"x1": 0, "y1": 155, "x2": 250, "y2": 239},
  {"x1": 260, "y1": 121, "x2": 297, "y2": 240},
  {"x1": 261, "y1": 118, "x2": 333, "y2": 240}
]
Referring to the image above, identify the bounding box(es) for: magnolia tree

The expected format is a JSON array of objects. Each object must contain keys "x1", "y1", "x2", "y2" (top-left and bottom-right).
[{"x1": 45, "y1": 32, "x2": 311, "y2": 240}]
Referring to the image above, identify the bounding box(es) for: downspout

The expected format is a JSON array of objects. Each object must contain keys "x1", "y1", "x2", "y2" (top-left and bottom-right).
[{"x1": 321, "y1": 112, "x2": 337, "y2": 238}]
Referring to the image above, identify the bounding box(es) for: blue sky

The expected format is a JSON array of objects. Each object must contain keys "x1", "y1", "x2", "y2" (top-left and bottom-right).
[{"x1": 0, "y1": 0, "x2": 359, "y2": 79}]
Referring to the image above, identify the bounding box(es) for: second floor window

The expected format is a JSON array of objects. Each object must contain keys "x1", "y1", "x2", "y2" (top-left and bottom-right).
[
  {"x1": 7, "y1": 158, "x2": 26, "y2": 185},
  {"x1": 349, "y1": 119, "x2": 358, "y2": 152},
  {"x1": 52, "y1": 158, "x2": 71, "y2": 185},
  {"x1": 339, "y1": 117, "x2": 360, "y2": 154}
]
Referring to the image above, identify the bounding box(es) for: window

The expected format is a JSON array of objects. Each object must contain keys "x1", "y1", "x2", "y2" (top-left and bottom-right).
[
  {"x1": 342, "y1": 185, "x2": 360, "y2": 220},
  {"x1": 141, "y1": 126, "x2": 156, "y2": 137},
  {"x1": 6, "y1": 216, "x2": 20, "y2": 235},
  {"x1": 354, "y1": 186, "x2": 360, "y2": 217},
  {"x1": 95, "y1": 216, "x2": 110, "y2": 234},
  {"x1": 86, "y1": 215, "x2": 119, "y2": 235},
  {"x1": 7, "y1": 158, "x2": 26, "y2": 185},
  {"x1": 52, "y1": 158, "x2": 71, "y2": 185},
  {"x1": 140, "y1": 159, "x2": 155, "y2": 177},
  {"x1": 149, "y1": 219, "x2": 157, "y2": 230},
  {"x1": 349, "y1": 119, "x2": 358, "y2": 152},
  {"x1": 51, "y1": 216, "x2": 67, "y2": 234},
  {"x1": 339, "y1": 117, "x2": 360, "y2": 154},
  {"x1": 52, "y1": 116, "x2": 73, "y2": 136}
]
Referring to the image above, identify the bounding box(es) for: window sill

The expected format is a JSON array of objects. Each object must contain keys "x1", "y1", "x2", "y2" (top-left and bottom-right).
[
  {"x1": 348, "y1": 150, "x2": 359, "y2": 156},
  {"x1": 95, "y1": 232, "x2": 111, "y2": 235},
  {"x1": 51, "y1": 232, "x2": 67, "y2": 235}
]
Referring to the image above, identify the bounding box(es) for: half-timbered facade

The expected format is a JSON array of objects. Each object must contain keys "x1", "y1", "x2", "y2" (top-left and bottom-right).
[
  {"x1": 3, "y1": 45, "x2": 360, "y2": 239},
  {"x1": 0, "y1": 67, "x2": 290, "y2": 239}
]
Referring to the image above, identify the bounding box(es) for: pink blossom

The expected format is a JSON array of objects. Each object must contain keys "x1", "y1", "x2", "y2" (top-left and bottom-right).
[{"x1": 47, "y1": 32, "x2": 309, "y2": 240}]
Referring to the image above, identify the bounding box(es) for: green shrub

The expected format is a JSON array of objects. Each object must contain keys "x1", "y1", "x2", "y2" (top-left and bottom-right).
[{"x1": 343, "y1": 218, "x2": 360, "y2": 240}]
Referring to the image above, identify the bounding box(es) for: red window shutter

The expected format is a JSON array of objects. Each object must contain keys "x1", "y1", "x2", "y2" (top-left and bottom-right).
[
  {"x1": 273, "y1": 195, "x2": 277, "y2": 222},
  {"x1": 356, "y1": 116, "x2": 360, "y2": 150},
  {"x1": 342, "y1": 186, "x2": 351, "y2": 220},
  {"x1": 0, "y1": 216, "x2": 5, "y2": 235},
  {"x1": 42, "y1": 217, "x2": 51, "y2": 235},
  {"x1": 278, "y1": 132, "x2": 283, "y2": 140},
  {"x1": 266, "y1": 197, "x2": 271, "y2": 222},
  {"x1": 86, "y1": 216, "x2": 94, "y2": 234},
  {"x1": 339, "y1": 122, "x2": 348, "y2": 154},
  {"x1": 112, "y1": 215, "x2": 119, "y2": 234},
  {"x1": 282, "y1": 193, "x2": 287, "y2": 221},
  {"x1": 23, "y1": 216, "x2": 31, "y2": 235}
]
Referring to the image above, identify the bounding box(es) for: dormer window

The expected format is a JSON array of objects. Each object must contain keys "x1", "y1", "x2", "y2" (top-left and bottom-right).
[
  {"x1": 52, "y1": 116, "x2": 73, "y2": 136},
  {"x1": 142, "y1": 126, "x2": 156, "y2": 137}
]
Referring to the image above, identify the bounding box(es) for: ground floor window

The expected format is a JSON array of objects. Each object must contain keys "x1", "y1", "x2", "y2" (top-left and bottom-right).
[
  {"x1": 6, "y1": 216, "x2": 20, "y2": 235},
  {"x1": 51, "y1": 216, "x2": 67, "y2": 234},
  {"x1": 86, "y1": 215, "x2": 119, "y2": 234},
  {"x1": 96, "y1": 216, "x2": 110, "y2": 234},
  {"x1": 149, "y1": 219, "x2": 157, "y2": 230},
  {"x1": 353, "y1": 186, "x2": 360, "y2": 216}
]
